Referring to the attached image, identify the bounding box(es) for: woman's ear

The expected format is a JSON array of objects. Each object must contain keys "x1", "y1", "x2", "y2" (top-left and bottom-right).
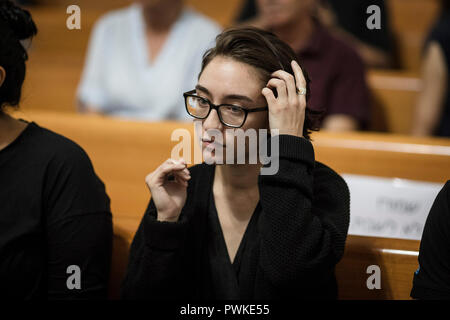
[{"x1": 0, "y1": 66, "x2": 5, "y2": 88}]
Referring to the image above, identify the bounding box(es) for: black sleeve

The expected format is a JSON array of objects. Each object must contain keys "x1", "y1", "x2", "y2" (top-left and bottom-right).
[
  {"x1": 411, "y1": 181, "x2": 450, "y2": 300},
  {"x1": 120, "y1": 199, "x2": 191, "y2": 299},
  {"x1": 257, "y1": 135, "x2": 350, "y2": 289},
  {"x1": 43, "y1": 142, "x2": 113, "y2": 299}
]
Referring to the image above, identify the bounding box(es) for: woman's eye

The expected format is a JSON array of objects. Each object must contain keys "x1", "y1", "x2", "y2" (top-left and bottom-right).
[
  {"x1": 197, "y1": 97, "x2": 209, "y2": 106},
  {"x1": 199, "y1": 98, "x2": 208, "y2": 106},
  {"x1": 230, "y1": 106, "x2": 242, "y2": 113}
]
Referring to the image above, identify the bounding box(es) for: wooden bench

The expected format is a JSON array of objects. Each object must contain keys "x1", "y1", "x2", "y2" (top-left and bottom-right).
[
  {"x1": 13, "y1": 110, "x2": 450, "y2": 299},
  {"x1": 336, "y1": 235, "x2": 420, "y2": 299},
  {"x1": 111, "y1": 218, "x2": 421, "y2": 300}
]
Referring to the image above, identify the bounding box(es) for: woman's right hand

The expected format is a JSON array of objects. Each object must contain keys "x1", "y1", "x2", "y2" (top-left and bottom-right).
[{"x1": 145, "y1": 158, "x2": 191, "y2": 222}]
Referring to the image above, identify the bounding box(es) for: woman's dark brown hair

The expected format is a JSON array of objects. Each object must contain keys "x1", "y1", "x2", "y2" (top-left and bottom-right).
[{"x1": 199, "y1": 27, "x2": 323, "y2": 140}]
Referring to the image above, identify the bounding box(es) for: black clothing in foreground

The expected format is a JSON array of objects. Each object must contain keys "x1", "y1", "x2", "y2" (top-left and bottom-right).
[
  {"x1": 426, "y1": 13, "x2": 450, "y2": 137},
  {"x1": 411, "y1": 181, "x2": 450, "y2": 299},
  {"x1": 121, "y1": 135, "x2": 350, "y2": 300},
  {"x1": 0, "y1": 121, "x2": 113, "y2": 299}
]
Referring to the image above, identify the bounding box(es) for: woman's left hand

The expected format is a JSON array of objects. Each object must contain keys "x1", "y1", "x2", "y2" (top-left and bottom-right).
[{"x1": 262, "y1": 60, "x2": 307, "y2": 138}]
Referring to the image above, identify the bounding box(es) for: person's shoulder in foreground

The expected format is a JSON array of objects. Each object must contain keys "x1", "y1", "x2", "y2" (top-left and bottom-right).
[
  {"x1": 1, "y1": 121, "x2": 112, "y2": 299},
  {"x1": 24, "y1": 121, "x2": 111, "y2": 214},
  {"x1": 25, "y1": 122, "x2": 112, "y2": 299},
  {"x1": 411, "y1": 181, "x2": 450, "y2": 299}
]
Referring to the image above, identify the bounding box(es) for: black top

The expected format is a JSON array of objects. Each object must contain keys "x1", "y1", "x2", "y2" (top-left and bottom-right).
[
  {"x1": 411, "y1": 181, "x2": 450, "y2": 299},
  {"x1": 426, "y1": 13, "x2": 450, "y2": 137},
  {"x1": 121, "y1": 135, "x2": 350, "y2": 300},
  {"x1": 208, "y1": 189, "x2": 262, "y2": 299},
  {"x1": 0, "y1": 121, "x2": 113, "y2": 299}
]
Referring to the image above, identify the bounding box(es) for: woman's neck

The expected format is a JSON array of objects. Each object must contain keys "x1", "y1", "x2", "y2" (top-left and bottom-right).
[{"x1": 214, "y1": 163, "x2": 261, "y2": 193}]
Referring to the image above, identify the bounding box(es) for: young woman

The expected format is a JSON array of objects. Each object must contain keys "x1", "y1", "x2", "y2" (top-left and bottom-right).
[
  {"x1": 121, "y1": 27, "x2": 350, "y2": 300},
  {"x1": 0, "y1": 1, "x2": 112, "y2": 299}
]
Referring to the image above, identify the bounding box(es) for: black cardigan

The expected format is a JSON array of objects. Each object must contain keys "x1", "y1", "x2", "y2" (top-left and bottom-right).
[{"x1": 121, "y1": 135, "x2": 350, "y2": 300}]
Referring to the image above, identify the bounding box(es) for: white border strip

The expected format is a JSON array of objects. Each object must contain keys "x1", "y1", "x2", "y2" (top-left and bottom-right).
[
  {"x1": 380, "y1": 249, "x2": 419, "y2": 256},
  {"x1": 315, "y1": 139, "x2": 450, "y2": 156}
]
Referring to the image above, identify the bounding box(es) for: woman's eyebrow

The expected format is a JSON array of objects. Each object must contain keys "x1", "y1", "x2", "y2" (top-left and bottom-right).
[
  {"x1": 195, "y1": 84, "x2": 210, "y2": 95},
  {"x1": 223, "y1": 94, "x2": 254, "y2": 103},
  {"x1": 195, "y1": 85, "x2": 254, "y2": 103}
]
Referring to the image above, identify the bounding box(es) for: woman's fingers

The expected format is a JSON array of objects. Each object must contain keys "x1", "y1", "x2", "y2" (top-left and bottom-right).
[
  {"x1": 171, "y1": 168, "x2": 191, "y2": 181},
  {"x1": 174, "y1": 175, "x2": 189, "y2": 187},
  {"x1": 291, "y1": 61, "x2": 307, "y2": 110},
  {"x1": 264, "y1": 64, "x2": 307, "y2": 138},
  {"x1": 149, "y1": 159, "x2": 190, "y2": 186},
  {"x1": 266, "y1": 78, "x2": 288, "y2": 102},
  {"x1": 271, "y1": 70, "x2": 297, "y2": 101},
  {"x1": 291, "y1": 61, "x2": 307, "y2": 91},
  {"x1": 261, "y1": 87, "x2": 276, "y2": 105}
]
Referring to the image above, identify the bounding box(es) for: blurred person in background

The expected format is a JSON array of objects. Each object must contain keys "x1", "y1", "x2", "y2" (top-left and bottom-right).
[
  {"x1": 411, "y1": 181, "x2": 450, "y2": 299},
  {"x1": 238, "y1": 0, "x2": 370, "y2": 132},
  {"x1": 412, "y1": 0, "x2": 450, "y2": 137},
  {"x1": 236, "y1": 0, "x2": 394, "y2": 68},
  {"x1": 316, "y1": 0, "x2": 394, "y2": 69},
  {"x1": 0, "y1": 0, "x2": 112, "y2": 299},
  {"x1": 77, "y1": 0, "x2": 221, "y2": 121}
]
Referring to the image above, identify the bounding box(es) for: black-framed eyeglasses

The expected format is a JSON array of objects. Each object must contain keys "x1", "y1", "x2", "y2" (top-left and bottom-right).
[{"x1": 183, "y1": 90, "x2": 268, "y2": 128}]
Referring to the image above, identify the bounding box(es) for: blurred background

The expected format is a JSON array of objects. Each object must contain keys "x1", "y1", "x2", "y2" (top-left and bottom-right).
[{"x1": 16, "y1": 0, "x2": 446, "y2": 135}]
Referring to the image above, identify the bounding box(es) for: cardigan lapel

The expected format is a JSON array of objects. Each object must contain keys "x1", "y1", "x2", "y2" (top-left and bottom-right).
[{"x1": 187, "y1": 163, "x2": 216, "y2": 298}]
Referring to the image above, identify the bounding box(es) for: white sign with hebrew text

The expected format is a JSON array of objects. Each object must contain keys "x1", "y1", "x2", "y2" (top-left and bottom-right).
[{"x1": 342, "y1": 174, "x2": 444, "y2": 240}]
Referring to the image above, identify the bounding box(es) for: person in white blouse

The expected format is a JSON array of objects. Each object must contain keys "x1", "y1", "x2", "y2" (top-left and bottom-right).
[{"x1": 77, "y1": 0, "x2": 221, "y2": 121}]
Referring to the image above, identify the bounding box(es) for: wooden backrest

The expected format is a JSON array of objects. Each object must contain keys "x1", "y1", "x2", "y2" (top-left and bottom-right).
[
  {"x1": 336, "y1": 235, "x2": 420, "y2": 299},
  {"x1": 312, "y1": 131, "x2": 450, "y2": 183},
  {"x1": 367, "y1": 70, "x2": 421, "y2": 134}
]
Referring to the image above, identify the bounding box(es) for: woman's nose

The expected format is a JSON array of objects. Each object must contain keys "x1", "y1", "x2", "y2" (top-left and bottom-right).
[{"x1": 202, "y1": 109, "x2": 223, "y2": 132}]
